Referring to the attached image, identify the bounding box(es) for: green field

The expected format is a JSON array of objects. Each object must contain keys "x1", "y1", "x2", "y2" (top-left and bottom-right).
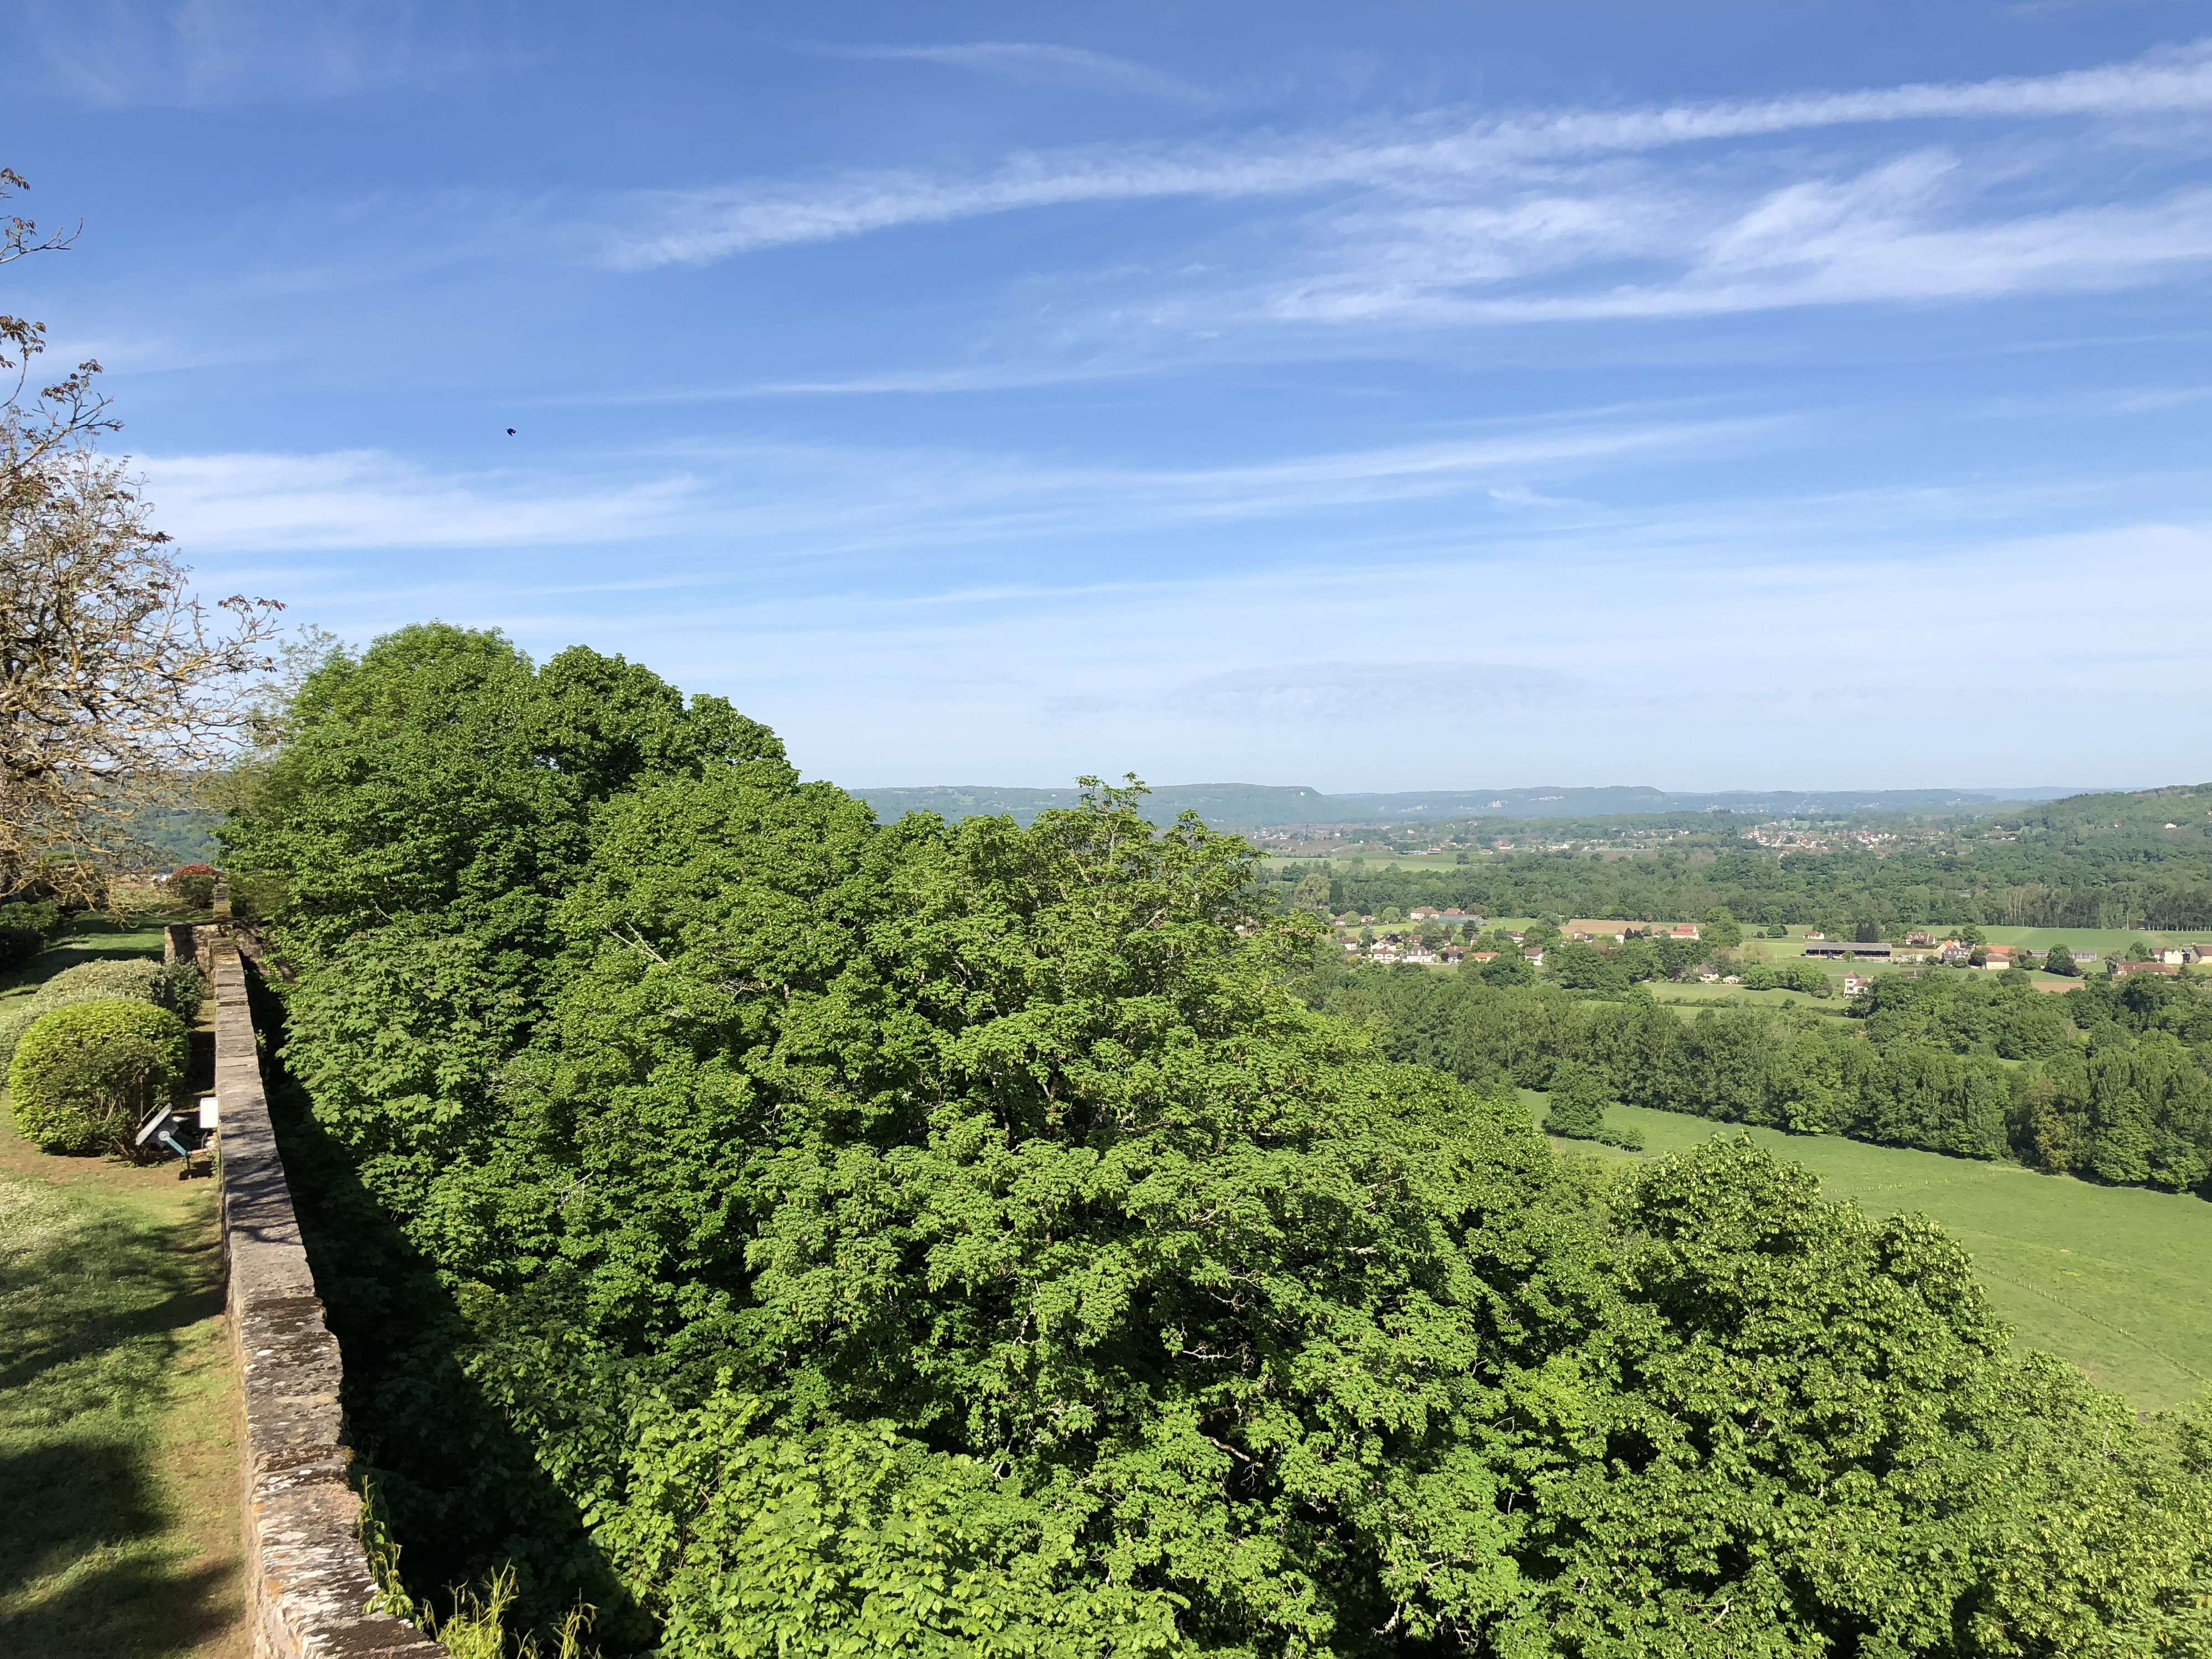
[{"x1": 1525, "y1": 1091, "x2": 2212, "y2": 1412}]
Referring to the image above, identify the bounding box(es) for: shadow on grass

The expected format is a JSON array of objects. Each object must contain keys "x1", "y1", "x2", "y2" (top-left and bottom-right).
[
  {"x1": 252, "y1": 973, "x2": 646, "y2": 1650},
  {"x1": 0, "y1": 1182, "x2": 236, "y2": 1657},
  {"x1": 0, "y1": 1440, "x2": 238, "y2": 1659},
  {"x1": 0, "y1": 912, "x2": 203, "y2": 998}
]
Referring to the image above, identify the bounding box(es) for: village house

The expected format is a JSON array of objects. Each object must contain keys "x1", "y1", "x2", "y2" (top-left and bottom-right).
[
  {"x1": 2111, "y1": 959, "x2": 2182, "y2": 979},
  {"x1": 1469, "y1": 951, "x2": 1498, "y2": 963},
  {"x1": 1844, "y1": 974, "x2": 1870, "y2": 996},
  {"x1": 1906, "y1": 931, "x2": 1934, "y2": 946},
  {"x1": 1939, "y1": 940, "x2": 1970, "y2": 962},
  {"x1": 1522, "y1": 948, "x2": 1545, "y2": 966},
  {"x1": 1567, "y1": 919, "x2": 1631, "y2": 941},
  {"x1": 1671, "y1": 923, "x2": 1701, "y2": 941}
]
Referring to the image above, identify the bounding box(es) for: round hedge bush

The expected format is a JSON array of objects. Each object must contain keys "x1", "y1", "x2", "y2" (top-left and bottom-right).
[
  {"x1": 0, "y1": 958, "x2": 206, "y2": 1076},
  {"x1": 8, "y1": 999, "x2": 191, "y2": 1156}
]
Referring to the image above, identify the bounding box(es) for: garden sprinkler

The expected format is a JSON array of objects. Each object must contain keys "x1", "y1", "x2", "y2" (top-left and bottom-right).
[{"x1": 135, "y1": 1096, "x2": 214, "y2": 1174}]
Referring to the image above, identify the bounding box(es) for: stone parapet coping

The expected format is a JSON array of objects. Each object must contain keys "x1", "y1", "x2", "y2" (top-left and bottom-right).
[{"x1": 213, "y1": 945, "x2": 448, "y2": 1658}]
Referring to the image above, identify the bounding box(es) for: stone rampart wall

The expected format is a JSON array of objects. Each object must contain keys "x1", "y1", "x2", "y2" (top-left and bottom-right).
[{"x1": 213, "y1": 945, "x2": 447, "y2": 1658}]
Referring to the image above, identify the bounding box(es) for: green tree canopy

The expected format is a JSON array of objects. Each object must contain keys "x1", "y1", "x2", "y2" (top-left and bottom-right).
[{"x1": 231, "y1": 633, "x2": 2212, "y2": 1657}]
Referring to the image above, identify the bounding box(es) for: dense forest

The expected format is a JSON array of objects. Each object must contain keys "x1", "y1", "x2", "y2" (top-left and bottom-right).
[
  {"x1": 1255, "y1": 791, "x2": 2212, "y2": 932},
  {"x1": 1295, "y1": 957, "x2": 2212, "y2": 1196},
  {"x1": 223, "y1": 625, "x2": 2211, "y2": 1657}
]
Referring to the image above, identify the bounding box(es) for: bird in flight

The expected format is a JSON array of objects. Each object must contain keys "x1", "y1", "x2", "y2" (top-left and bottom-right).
[{"x1": 506, "y1": 427, "x2": 517, "y2": 435}]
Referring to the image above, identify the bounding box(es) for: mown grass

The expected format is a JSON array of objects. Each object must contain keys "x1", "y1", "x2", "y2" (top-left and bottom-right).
[
  {"x1": 1527, "y1": 1090, "x2": 2212, "y2": 1412},
  {"x1": 0, "y1": 912, "x2": 245, "y2": 1658},
  {"x1": 0, "y1": 911, "x2": 203, "y2": 1003}
]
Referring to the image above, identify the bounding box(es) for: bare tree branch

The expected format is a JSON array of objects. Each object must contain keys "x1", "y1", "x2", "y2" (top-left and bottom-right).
[{"x1": 0, "y1": 167, "x2": 284, "y2": 900}]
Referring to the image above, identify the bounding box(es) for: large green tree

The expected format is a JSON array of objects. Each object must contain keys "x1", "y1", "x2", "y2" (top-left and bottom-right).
[{"x1": 232, "y1": 629, "x2": 2212, "y2": 1657}]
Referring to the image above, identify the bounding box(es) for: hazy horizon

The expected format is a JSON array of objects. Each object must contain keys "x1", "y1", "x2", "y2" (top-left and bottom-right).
[{"x1": 12, "y1": 3, "x2": 2208, "y2": 787}]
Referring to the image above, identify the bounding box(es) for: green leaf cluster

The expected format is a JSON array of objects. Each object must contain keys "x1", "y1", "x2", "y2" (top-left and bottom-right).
[{"x1": 230, "y1": 626, "x2": 2212, "y2": 1657}]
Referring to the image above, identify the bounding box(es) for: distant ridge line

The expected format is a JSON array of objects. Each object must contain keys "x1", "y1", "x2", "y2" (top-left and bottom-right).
[{"x1": 847, "y1": 781, "x2": 2132, "y2": 832}]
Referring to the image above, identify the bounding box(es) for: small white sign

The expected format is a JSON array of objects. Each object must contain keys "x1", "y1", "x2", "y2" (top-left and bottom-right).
[{"x1": 198, "y1": 1094, "x2": 220, "y2": 1130}]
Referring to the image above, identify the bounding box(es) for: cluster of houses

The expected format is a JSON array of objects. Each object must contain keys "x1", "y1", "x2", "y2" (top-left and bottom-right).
[
  {"x1": 1350, "y1": 907, "x2": 1489, "y2": 965},
  {"x1": 1919, "y1": 939, "x2": 2209, "y2": 977},
  {"x1": 1334, "y1": 905, "x2": 2212, "y2": 983}
]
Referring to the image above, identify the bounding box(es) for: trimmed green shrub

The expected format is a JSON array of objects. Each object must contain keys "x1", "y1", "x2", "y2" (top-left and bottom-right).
[
  {"x1": 8, "y1": 999, "x2": 191, "y2": 1155},
  {"x1": 0, "y1": 958, "x2": 206, "y2": 1077},
  {"x1": 0, "y1": 1001, "x2": 44, "y2": 1076},
  {"x1": 170, "y1": 873, "x2": 217, "y2": 909},
  {"x1": 35, "y1": 957, "x2": 206, "y2": 1018},
  {"x1": 1, "y1": 900, "x2": 65, "y2": 938}
]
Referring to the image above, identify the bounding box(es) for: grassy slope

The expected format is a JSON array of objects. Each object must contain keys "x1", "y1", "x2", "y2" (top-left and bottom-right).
[
  {"x1": 1525, "y1": 1090, "x2": 2212, "y2": 1412},
  {"x1": 0, "y1": 913, "x2": 247, "y2": 1658}
]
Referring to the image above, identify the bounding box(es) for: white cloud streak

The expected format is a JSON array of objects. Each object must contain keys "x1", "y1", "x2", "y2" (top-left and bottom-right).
[
  {"x1": 599, "y1": 43, "x2": 2212, "y2": 269},
  {"x1": 817, "y1": 40, "x2": 1216, "y2": 105},
  {"x1": 137, "y1": 450, "x2": 703, "y2": 551},
  {"x1": 138, "y1": 412, "x2": 1766, "y2": 556}
]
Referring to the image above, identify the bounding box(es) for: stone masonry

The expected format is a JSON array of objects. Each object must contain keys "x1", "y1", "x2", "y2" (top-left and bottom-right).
[{"x1": 213, "y1": 945, "x2": 448, "y2": 1658}]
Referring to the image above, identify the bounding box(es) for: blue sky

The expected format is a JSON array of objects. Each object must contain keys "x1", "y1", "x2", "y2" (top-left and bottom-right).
[{"x1": 8, "y1": 1, "x2": 2208, "y2": 791}]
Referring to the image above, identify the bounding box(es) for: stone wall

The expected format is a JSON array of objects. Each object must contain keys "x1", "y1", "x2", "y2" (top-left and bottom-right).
[
  {"x1": 213, "y1": 944, "x2": 448, "y2": 1658},
  {"x1": 166, "y1": 921, "x2": 223, "y2": 975}
]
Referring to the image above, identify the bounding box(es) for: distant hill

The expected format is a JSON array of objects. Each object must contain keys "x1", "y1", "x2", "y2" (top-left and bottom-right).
[
  {"x1": 848, "y1": 781, "x2": 2119, "y2": 831},
  {"x1": 848, "y1": 783, "x2": 1357, "y2": 830},
  {"x1": 1334, "y1": 786, "x2": 2099, "y2": 820}
]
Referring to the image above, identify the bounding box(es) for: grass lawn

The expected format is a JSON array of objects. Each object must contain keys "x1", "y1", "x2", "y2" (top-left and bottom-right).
[
  {"x1": 1524, "y1": 1091, "x2": 2212, "y2": 1413},
  {"x1": 0, "y1": 913, "x2": 246, "y2": 1658},
  {"x1": 1, "y1": 911, "x2": 202, "y2": 1002}
]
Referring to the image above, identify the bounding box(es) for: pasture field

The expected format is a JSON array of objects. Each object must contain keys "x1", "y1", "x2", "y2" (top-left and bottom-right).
[
  {"x1": 1266, "y1": 851, "x2": 1500, "y2": 871},
  {"x1": 1524, "y1": 1091, "x2": 2212, "y2": 1412},
  {"x1": 1977, "y1": 925, "x2": 2206, "y2": 954}
]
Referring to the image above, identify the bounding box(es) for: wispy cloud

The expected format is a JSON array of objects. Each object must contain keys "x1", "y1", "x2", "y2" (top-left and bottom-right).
[
  {"x1": 816, "y1": 40, "x2": 1216, "y2": 105},
  {"x1": 596, "y1": 43, "x2": 2212, "y2": 269},
  {"x1": 138, "y1": 411, "x2": 1764, "y2": 557},
  {"x1": 1262, "y1": 164, "x2": 2212, "y2": 326},
  {"x1": 137, "y1": 450, "x2": 702, "y2": 551},
  {"x1": 25, "y1": 0, "x2": 505, "y2": 108}
]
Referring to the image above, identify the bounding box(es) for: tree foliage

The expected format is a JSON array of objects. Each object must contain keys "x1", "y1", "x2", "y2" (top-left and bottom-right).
[
  {"x1": 232, "y1": 625, "x2": 2212, "y2": 1656},
  {"x1": 1300, "y1": 957, "x2": 2212, "y2": 1196}
]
